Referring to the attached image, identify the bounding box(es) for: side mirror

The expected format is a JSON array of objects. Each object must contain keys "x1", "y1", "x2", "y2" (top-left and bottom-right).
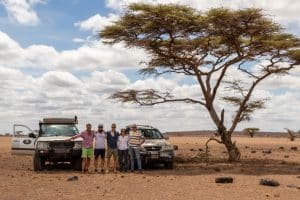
[
  {"x1": 164, "y1": 135, "x2": 169, "y2": 140},
  {"x1": 29, "y1": 133, "x2": 36, "y2": 138}
]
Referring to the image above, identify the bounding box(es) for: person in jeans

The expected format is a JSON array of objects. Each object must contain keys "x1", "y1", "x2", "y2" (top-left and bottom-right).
[
  {"x1": 69, "y1": 123, "x2": 95, "y2": 173},
  {"x1": 117, "y1": 128, "x2": 129, "y2": 172},
  {"x1": 106, "y1": 123, "x2": 119, "y2": 173},
  {"x1": 94, "y1": 124, "x2": 106, "y2": 173},
  {"x1": 128, "y1": 124, "x2": 145, "y2": 173}
]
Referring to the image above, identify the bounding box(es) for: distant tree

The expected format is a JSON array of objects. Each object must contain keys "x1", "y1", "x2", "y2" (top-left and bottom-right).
[
  {"x1": 285, "y1": 128, "x2": 296, "y2": 141},
  {"x1": 101, "y1": 3, "x2": 300, "y2": 161},
  {"x1": 243, "y1": 127, "x2": 260, "y2": 138}
]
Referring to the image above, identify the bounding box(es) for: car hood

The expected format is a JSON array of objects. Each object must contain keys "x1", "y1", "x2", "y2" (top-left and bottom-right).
[
  {"x1": 37, "y1": 136, "x2": 82, "y2": 142},
  {"x1": 142, "y1": 139, "x2": 171, "y2": 147}
]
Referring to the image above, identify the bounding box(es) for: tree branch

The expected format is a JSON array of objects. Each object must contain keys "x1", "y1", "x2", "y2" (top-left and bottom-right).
[{"x1": 110, "y1": 89, "x2": 206, "y2": 106}]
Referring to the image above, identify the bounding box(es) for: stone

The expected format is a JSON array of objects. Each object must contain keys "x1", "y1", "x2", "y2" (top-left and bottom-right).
[
  {"x1": 198, "y1": 148, "x2": 203, "y2": 151},
  {"x1": 215, "y1": 177, "x2": 233, "y2": 183},
  {"x1": 245, "y1": 146, "x2": 249, "y2": 149},
  {"x1": 287, "y1": 184, "x2": 300, "y2": 189},
  {"x1": 173, "y1": 145, "x2": 179, "y2": 150},
  {"x1": 214, "y1": 167, "x2": 221, "y2": 172},
  {"x1": 259, "y1": 178, "x2": 280, "y2": 187},
  {"x1": 284, "y1": 155, "x2": 289, "y2": 158},
  {"x1": 190, "y1": 148, "x2": 196, "y2": 151},
  {"x1": 279, "y1": 147, "x2": 284, "y2": 150},
  {"x1": 263, "y1": 149, "x2": 272, "y2": 154},
  {"x1": 291, "y1": 147, "x2": 297, "y2": 151},
  {"x1": 67, "y1": 176, "x2": 78, "y2": 181},
  {"x1": 251, "y1": 150, "x2": 256, "y2": 153}
]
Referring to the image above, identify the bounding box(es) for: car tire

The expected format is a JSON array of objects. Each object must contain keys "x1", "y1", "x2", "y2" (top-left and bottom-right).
[
  {"x1": 73, "y1": 157, "x2": 82, "y2": 171},
  {"x1": 33, "y1": 152, "x2": 44, "y2": 171},
  {"x1": 164, "y1": 161, "x2": 174, "y2": 169}
]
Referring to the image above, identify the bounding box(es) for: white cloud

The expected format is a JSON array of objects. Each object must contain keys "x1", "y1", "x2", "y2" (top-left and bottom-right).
[
  {"x1": 0, "y1": 0, "x2": 46, "y2": 26},
  {"x1": 74, "y1": 13, "x2": 119, "y2": 33},
  {"x1": 0, "y1": 64, "x2": 299, "y2": 134},
  {"x1": 83, "y1": 70, "x2": 130, "y2": 93},
  {"x1": 72, "y1": 38, "x2": 85, "y2": 43},
  {"x1": 0, "y1": 31, "x2": 148, "y2": 71}
]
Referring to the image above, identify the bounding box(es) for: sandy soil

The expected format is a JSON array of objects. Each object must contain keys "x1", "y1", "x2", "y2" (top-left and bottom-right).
[{"x1": 0, "y1": 136, "x2": 299, "y2": 200}]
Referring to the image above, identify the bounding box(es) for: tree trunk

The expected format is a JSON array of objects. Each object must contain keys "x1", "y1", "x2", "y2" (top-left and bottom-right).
[{"x1": 221, "y1": 133, "x2": 241, "y2": 162}]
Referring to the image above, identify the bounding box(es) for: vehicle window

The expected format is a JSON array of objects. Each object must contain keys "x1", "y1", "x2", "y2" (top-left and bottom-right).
[
  {"x1": 140, "y1": 129, "x2": 163, "y2": 139},
  {"x1": 41, "y1": 125, "x2": 79, "y2": 137}
]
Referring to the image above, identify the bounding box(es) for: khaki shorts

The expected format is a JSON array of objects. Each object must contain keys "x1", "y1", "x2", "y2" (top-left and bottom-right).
[{"x1": 106, "y1": 148, "x2": 118, "y2": 159}]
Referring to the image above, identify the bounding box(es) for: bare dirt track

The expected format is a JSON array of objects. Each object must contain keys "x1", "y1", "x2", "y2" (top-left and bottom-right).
[{"x1": 0, "y1": 136, "x2": 300, "y2": 200}]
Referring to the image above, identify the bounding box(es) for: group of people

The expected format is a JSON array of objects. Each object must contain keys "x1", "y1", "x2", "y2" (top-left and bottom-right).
[{"x1": 69, "y1": 123, "x2": 145, "y2": 174}]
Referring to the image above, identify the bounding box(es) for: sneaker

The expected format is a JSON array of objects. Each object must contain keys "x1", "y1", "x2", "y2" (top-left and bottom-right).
[
  {"x1": 105, "y1": 169, "x2": 109, "y2": 173},
  {"x1": 138, "y1": 170, "x2": 142, "y2": 174}
]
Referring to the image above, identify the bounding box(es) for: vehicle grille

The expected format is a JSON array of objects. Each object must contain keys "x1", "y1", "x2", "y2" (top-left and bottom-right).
[
  {"x1": 49, "y1": 141, "x2": 74, "y2": 148},
  {"x1": 144, "y1": 146, "x2": 161, "y2": 151}
]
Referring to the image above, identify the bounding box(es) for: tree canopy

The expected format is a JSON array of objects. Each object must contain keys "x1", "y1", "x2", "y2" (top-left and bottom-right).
[{"x1": 100, "y1": 3, "x2": 300, "y2": 161}]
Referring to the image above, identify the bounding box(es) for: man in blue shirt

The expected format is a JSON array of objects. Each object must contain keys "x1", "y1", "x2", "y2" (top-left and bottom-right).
[{"x1": 106, "y1": 123, "x2": 119, "y2": 173}]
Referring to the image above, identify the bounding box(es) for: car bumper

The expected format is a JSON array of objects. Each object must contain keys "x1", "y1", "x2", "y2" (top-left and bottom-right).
[
  {"x1": 37, "y1": 148, "x2": 82, "y2": 160},
  {"x1": 141, "y1": 150, "x2": 174, "y2": 162}
]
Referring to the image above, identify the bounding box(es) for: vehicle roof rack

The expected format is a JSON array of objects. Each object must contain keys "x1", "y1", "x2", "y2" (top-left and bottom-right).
[
  {"x1": 126, "y1": 124, "x2": 156, "y2": 129},
  {"x1": 40, "y1": 116, "x2": 78, "y2": 124}
]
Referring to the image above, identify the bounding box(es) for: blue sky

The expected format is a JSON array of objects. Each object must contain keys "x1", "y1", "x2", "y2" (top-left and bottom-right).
[
  {"x1": 0, "y1": 0, "x2": 107, "y2": 50},
  {"x1": 0, "y1": 0, "x2": 299, "y2": 134}
]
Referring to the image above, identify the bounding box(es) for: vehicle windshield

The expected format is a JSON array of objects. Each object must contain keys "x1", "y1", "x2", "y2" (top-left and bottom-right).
[
  {"x1": 41, "y1": 124, "x2": 79, "y2": 137},
  {"x1": 140, "y1": 129, "x2": 163, "y2": 139}
]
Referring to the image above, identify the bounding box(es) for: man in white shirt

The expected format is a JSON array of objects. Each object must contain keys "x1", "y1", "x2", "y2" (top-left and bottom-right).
[
  {"x1": 94, "y1": 124, "x2": 106, "y2": 173},
  {"x1": 117, "y1": 128, "x2": 129, "y2": 172}
]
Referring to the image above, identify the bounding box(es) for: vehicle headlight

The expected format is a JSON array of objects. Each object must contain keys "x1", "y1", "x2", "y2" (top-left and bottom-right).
[
  {"x1": 73, "y1": 142, "x2": 82, "y2": 149},
  {"x1": 161, "y1": 144, "x2": 173, "y2": 151},
  {"x1": 37, "y1": 142, "x2": 49, "y2": 150}
]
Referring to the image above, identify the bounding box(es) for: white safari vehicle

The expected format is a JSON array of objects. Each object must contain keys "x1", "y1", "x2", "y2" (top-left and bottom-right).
[
  {"x1": 11, "y1": 117, "x2": 83, "y2": 171},
  {"x1": 126, "y1": 125, "x2": 175, "y2": 169}
]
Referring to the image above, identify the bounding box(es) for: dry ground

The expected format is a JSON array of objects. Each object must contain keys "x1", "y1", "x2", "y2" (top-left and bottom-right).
[{"x1": 0, "y1": 136, "x2": 300, "y2": 200}]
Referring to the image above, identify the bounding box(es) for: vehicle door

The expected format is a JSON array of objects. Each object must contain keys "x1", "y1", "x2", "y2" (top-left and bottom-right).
[{"x1": 11, "y1": 124, "x2": 37, "y2": 155}]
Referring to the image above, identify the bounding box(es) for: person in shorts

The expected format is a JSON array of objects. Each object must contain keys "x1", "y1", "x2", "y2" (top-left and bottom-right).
[
  {"x1": 106, "y1": 123, "x2": 119, "y2": 173},
  {"x1": 94, "y1": 124, "x2": 106, "y2": 173},
  {"x1": 69, "y1": 123, "x2": 95, "y2": 173}
]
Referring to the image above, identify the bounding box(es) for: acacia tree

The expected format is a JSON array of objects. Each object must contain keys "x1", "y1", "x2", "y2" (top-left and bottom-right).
[
  {"x1": 100, "y1": 3, "x2": 300, "y2": 161},
  {"x1": 243, "y1": 127, "x2": 260, "y2": 137},
  {"x1": 285, "y1": 128, "x2": 296, "y2": 141}
]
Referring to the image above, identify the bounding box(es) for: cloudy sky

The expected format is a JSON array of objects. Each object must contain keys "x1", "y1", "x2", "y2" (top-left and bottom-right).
[{"x1": 0, "y1": 0, "x2": 299, "y2": 134}]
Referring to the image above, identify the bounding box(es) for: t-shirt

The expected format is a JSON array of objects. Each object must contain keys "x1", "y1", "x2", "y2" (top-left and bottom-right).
[
  {"x1": 106, "y1": 131, "x2": 119, "y2": 149},
  {"x1": 95, "y1": 131, "x2": 106, "y2": 149},
  {"x1": 128, "y1": 130, "x2": 144, "y2": 148},
  {"x1": 71, "y1": 130, "x2": 95, "y2": 148}
]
